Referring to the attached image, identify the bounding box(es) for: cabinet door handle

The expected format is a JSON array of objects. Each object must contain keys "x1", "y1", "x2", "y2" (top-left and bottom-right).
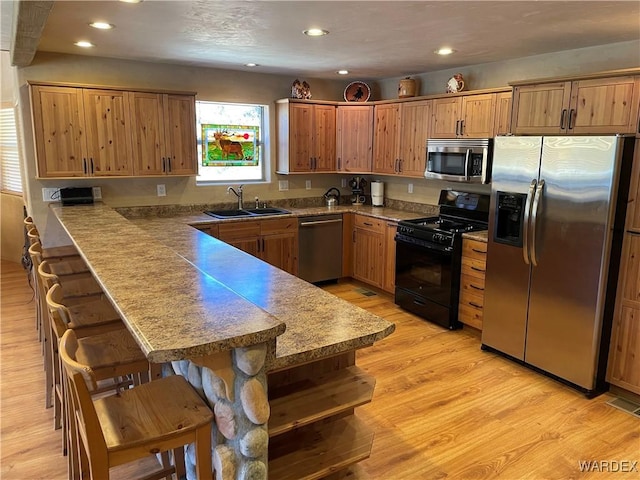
[
  {"x1": 560, "y1": 109, "x2": 568, "y2": 129},
  {"x1": 398, "y1": 159, "x2": 402, "y2": 173},
  {"x1": 162, "y1": 157, "x2": 166, "y2": 173},
  {"x1": 455, "y1": 120, "x2": 460, "y2": 136},
  {"x1": 262, "y1": 238, "x2": 265, "y2": 252},
  {"x1": 257, "y1": 239, "x2": 261, "y2": 252},
  {"x1": 470, "y1": 283, "x2": 485, "y2": 291},
  {"x1": 460, "y1": 120, "x2": 465, "y2": 136},
  {"x1": 568, "y1": 109, "x2": 576, "y2": 130},
  {"x1": 90, "y1": 158, "x2": 94, "y2": 174},
  {"x1": 471, "y1": 266, "x2": 485, "y2": 273},
  {"x1": 472, "y1": 248, "x2": 487, "y2": 254},
  {"x1": 363, "y1": 222, "x2": 373, "y2": 227},
  {"x1": 83, "y1": 158, "x2": 87, "y2": 174},
  {"x1": 352, "y1": 231, "x2": 356, "y2": 243},
  {"x1": 167, "y1": 157, "x2": 172, "y2": 172},
  {"x1": 469, "y1": 301, "x2": 483, "y2": 309},
  {"x1": 337, "y1": 157, "x2": 341, "y2": 170}
]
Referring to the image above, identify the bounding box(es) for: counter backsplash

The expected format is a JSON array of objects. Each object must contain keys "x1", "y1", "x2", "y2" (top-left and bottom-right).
[{"x1": 115, "y1": 197, "x2": 438, "y2": 218}]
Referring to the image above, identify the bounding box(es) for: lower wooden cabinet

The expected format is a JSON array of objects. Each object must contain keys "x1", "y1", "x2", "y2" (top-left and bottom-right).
[
  {"x1": 458, "y1": 238, "x2": 487, "y2": 330},
  {"x1": 383, "y1": 222, "x2": 397, "y2": 293},
  {"x1": 607, "y1": 232, "x2": 640, "y2": 394},
  {"x1": 352, "y1": 215, "x2": 385, "y2": 288},
  {"x1": 213, "y1": 218, "x2": 298, "y2": 275}
]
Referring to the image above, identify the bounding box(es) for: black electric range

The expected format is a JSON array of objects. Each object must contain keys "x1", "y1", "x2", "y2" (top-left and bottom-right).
[{"x1": 394, "y1": 190, "x2": 490, "y2": 329}]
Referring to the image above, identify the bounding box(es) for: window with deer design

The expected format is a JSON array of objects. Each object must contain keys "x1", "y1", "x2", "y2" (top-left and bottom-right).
[{"x1": 196, "y1": 101, "x2": 267, "y2": 183}]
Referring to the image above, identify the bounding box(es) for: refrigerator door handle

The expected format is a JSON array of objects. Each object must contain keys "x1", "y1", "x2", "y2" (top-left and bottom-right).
[
  {"x1": 522, "y1": 179, "x2": 537, "y2": 265},
  {"x1": 530, "y1": 179, "x2": 545, "y2": 267}
]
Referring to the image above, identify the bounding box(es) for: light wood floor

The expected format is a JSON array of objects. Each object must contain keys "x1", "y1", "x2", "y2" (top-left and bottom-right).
[{"x1": 2, "y1": 260, "x2": 639, "y2": 479}]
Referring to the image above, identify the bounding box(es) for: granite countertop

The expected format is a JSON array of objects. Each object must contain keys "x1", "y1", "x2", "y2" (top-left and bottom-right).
[
  {"x1": 50, "y1": 203, "x2": 405, "y2": 370},
  {"x1": 462, "y1": 230, "x2": 488, "y2": 242}
]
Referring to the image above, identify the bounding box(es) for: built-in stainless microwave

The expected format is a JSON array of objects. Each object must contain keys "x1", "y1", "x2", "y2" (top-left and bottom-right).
[{"x1": 425, "y1": 138, "x2": 493, "y2": 184}]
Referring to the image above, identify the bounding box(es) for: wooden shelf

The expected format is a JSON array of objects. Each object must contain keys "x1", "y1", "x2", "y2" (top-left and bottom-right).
[
  {"x1": 268, "y1": 366, "x2": 375, "y2": 438},
  {"x1": 268, "y1": 416, "x2": 374, "y2": 480}
]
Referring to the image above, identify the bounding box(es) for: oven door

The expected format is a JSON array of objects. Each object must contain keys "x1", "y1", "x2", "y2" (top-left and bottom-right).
[{"x1": 394, "y1": 235, "x2": 457, "y2": 328}]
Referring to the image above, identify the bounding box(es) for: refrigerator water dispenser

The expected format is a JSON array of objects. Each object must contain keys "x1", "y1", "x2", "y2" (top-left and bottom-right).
[{"x1": 494, "y1": 192, "x2": 525, "y2": 247}]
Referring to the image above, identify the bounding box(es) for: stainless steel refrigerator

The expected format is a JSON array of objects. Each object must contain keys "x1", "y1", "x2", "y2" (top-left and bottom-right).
[{"x1": 482, "y1": 135, "x2": 634, "y2": 395}]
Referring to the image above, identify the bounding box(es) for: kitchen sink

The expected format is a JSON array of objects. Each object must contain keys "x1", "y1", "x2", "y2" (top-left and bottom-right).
[{"x1": 204, "y1": 207, "x2": 290, "y2": 219}]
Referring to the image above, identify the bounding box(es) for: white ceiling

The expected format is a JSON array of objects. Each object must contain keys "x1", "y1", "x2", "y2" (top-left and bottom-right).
[{"x1": 5, "y1": 1, "x2": 640, "y2": 79}]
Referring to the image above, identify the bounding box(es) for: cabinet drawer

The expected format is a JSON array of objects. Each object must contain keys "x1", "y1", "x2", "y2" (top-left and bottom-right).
[
  {"x1": 459, "y1": 303, "x2": 484, "y2": 330},
  {"x1": 354, "y1": 215, "x2": 385, "y2": 233},
  {"x1": 462, "y1": 239, "x2": 487, "y2": 261},
  {"x1": 260, "y1": 218, "x2": 298, "y2": 235},
  {"x1": 461, "y1": 256, "x2": 486, "y2": 280},
  {"x1": 218, "y1": 221, "x2": 261, "y2": 241},
  {"x1": 195, "y1": 224, "x2": 219, "y2": 238},
  {"x1": 460, "y1": 289, "x2": 484, "y2": 310},
  {"x1": 460, "y1": 274, "x2": 485, "y2": 295}
]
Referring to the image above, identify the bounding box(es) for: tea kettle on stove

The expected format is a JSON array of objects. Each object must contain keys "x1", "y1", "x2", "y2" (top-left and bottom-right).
[{"x1": 324, "y1": 187, "x2": 340, "y2": 207}]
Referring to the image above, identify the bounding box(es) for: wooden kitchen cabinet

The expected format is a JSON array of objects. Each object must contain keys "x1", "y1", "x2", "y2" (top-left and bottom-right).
[
  {"x1": 372, "y1": 103, "x2": 400, "y2": 175},
  {"x1": 32, "y1": 85, "x2": 134, "y2": 177},
  {"x1": 494, "y1": 91, "x2": 513, "y2": 136},
  {"x1": 276, "y1": 100, "x2": 336, "y2": 173},
  {"x1": 129, "y1": 92, "x2": 197, "y2": 176},
  {"x1": 217, "y1": 218, "x2": 298, "y2": 275},
  {"x1": 32, "y1": 84, "x2": 197, "y2": 178},
  {"x1": 430, "y1": 93, "x2": 497, "y2": 139},
  {"x1": 383, "y1": 222, "x2": 398, "y2": 293},
  {"x1": 625, "y1": 139, "x2": 640, "y2": 233},
  {"x1": 458, "y1": 238, "x2": 487, "y2": 330},
  {"x1": 336, "y1": 105, "x2": 373, "y2": 172},
  {"x1": 608, "y1": 233, "x2": 640, "y2": 394},
  {"x1": 511, "y1": 74, "x2": 640, "y2": 135},
  {"x1": 194, "y1": 224, "x2": 219, "y2": 238},
  {"x1": 352, "y1": 215, "x2": 385, "y2": 289},
  {"x1": 373, "y1": 100, "x2": 431, "y2": 177}
]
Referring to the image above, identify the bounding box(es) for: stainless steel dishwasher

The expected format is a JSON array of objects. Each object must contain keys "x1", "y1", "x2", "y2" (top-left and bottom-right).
[{"x1": 298, "y1": 214, "x2": 343, "y2": 283}]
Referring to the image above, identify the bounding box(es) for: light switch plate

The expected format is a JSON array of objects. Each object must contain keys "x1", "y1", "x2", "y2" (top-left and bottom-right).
[
  {"x1": 278, "y1": 180, "x2": 289, "y2": 191},
  {"x1": 42, "y1": 187, "x2": 59, "y2": 202},
  {"x1": 157, "y1": 184, "x2": 166, "y2": 197},
  {"x1": 341, "y1": 178, "x2": 347, "y2": 188},
  {"x1": 408, "y1": 183, "x2": 414, "y2": 194},
  {"x1": 92, "y1": 186, "x2": 102, "y2": 200},
  {"x1": 305, "y1": 180, "x2": 312, "y2": 190}
]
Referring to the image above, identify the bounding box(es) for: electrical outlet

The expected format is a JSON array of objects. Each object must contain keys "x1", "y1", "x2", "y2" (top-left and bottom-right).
[
  {"x1": 42, "y1": 187, "x2": 59, "y2": 202},
  {"x1": 278, "y1": 180, "x2": 289, "y2": 191},
  {"x1": 408, "y1": 183, "x2": 414, "y2": 194},
  {"x1": 92, "y1": 187, "x2": 102, "y2": 200},
  {"x1": 305, "y1": 180, "x2": 312, "y2": 190},
  {"x1": 341, "y1": 178, "x2": 347, "y2": 188},
  {"x1": 157, "y1": 184, "x2": 166, "y2": 197}
]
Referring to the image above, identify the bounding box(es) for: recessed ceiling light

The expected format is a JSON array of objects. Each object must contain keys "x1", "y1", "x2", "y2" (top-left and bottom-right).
[
  {"x1": 89, "y1": 22, "x2": 114, "y2": 30},
  {"x1": 245, "y1": 63, "x2": 259, "y2": 67},
  {"x1": 304, "y1": 28, "x2": 329, "y2": 37},
  {"x1": 435, "y1": 47, "x2": 456, "y2": 56},
  {"x1": 74, "y1": 41, "x2": 94, "y2": 48},
  {"x1": 337, "y1": 70, "x2": 349, "y2": 75}
]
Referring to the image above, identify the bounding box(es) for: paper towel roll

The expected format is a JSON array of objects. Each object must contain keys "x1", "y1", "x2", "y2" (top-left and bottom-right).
[{"x1": 371, "y1": 180, "x2": 384, "y2": 206}]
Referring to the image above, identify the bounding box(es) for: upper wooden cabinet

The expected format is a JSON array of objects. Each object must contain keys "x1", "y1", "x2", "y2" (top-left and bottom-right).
[
  {"x1": 336, "y1": 105, "x2": 373, "y2": 173},
  {"x1": 32, "y1": 85, "x2": 134, "y2": 177},
  {"x1": 372, "y1": 104, "x2": 400, "y2": 175},
  {"x1": 430, "y1": 93, "x2": 497, "y2": 139},
  {"x1": 493, "y1": 92, "x2": 513, "y2": 136},
  {"x1": 511, "y1": 75, "x2": 640, "y2": 135},
  {"x1": 373, "y1": 100, "x2": 431, "y2": 177},
  {"x1": 129, "y1": 92, "x2": 197, "y2": 176},
  {"x1": 31, "y1": 83, "x2": 197, "y2": 178},
  {"x1": 276, "y1": 100, "x2": 336, "y2": 173}
]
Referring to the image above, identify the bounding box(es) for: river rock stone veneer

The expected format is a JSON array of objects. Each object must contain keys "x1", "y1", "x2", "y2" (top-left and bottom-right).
[{"x1": 167, "y1": 343, "x2": 270, "y2": 480}]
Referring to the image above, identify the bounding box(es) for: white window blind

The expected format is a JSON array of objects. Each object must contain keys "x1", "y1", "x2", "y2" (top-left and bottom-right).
[{"x1": 0, "y1": 105, "x2": 22, "y2": 194}]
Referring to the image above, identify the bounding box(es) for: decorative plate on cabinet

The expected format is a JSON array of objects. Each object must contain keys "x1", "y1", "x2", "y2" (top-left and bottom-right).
[{"x1": 344, "y1": 81, "x2": 371, "y2": 102}]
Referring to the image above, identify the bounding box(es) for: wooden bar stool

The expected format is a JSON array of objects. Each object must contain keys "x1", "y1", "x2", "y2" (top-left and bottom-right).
[
  {"x1": 26, "y1": 224, "x2": 80, "y2": 259},
  {"x1": 46, "y1": 284, "x2": 150, "y2": 460},
  {"x1": 59, "y1": 329, "x2": 213, "y2": 480}
]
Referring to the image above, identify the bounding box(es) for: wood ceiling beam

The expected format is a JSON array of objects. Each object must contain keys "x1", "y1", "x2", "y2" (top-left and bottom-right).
[{"x1": 10, "y1": 1, "x2": 54, "y2": 67}]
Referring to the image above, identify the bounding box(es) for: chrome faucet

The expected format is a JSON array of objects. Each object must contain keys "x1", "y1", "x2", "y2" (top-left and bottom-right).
[{"x1": 227, "y1": 185, "x2": 244, "y2": 209}]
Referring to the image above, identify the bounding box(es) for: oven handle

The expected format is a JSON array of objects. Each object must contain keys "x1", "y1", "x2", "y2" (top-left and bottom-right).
[
  {"x1": 464, "y1": 149, "x2": 472, "y2": 181},
  {"x1": 530, "y1": 179, "x2": 545, "y2": 267},
  {"x1": 522, "y1": 179, "x2": 537, "y2": 266},
  {"x1": 394, "y1": 234, "x2": 453, "y2": 256}
]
